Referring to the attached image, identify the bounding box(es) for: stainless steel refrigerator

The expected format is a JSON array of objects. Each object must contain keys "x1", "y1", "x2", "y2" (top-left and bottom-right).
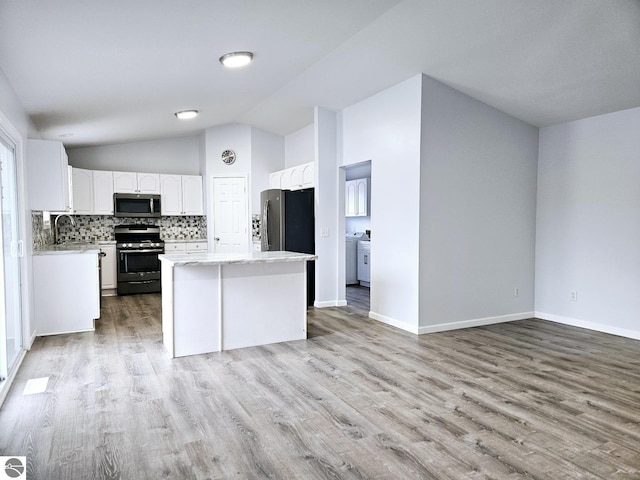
[{"x1": 260, "y1": 188, "x2": 315, "y2": 306}]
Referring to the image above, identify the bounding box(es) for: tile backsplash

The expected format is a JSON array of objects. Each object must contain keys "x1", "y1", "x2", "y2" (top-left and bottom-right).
[
  {"x1": 252, "y1": 214, "x2": 261, "y2": 241},
  {"x1": 32, "y1": 212, "x2": 207, "y2": 248}
]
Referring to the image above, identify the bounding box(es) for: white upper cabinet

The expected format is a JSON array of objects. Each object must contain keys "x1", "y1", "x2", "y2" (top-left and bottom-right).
[
  {"x1": 300, "y1": 163, "x2": 314, "y2": 188},
  {"x1": 160, "y1": 174, "x2": 203, "y2": 215},
  {"x1": 27, "y1": 139, "x2": 71, "y2": 211},
  {"x1": 71, "y1": 168, "x2": 93, "y2": 214},
  {"x1": 137, "y1": 172, "x2": 161, "y2": 193},
  {"x1": 182, "y1": 175, "x2": 204, "y2": 215},
  {"x1": 160, "y1": 174, "x2": 182, "y2": 215},
  {"x1": 269, "y1": 162, "x2": 314, "y2": 191},
  {"x1": 113, "y1": 171, "x2": 160, "y2": 193},
  {"x1": 93, "y1": 170, "x2": 114, "y2": 215},
  {"x1": 113, "y1": 171, "x2": 137, "y2": 193},
  {"x1": 345, "y1": 178, "x2": 368, "y2": 217}
]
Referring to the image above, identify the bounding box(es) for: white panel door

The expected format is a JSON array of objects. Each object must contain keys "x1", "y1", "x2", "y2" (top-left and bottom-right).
[{"x1": 212, "y1": 177, "x2": 248, "y2": 253}]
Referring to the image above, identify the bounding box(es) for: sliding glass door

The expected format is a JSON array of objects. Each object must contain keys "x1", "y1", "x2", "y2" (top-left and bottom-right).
[{"x1": 0, "y1": 132, "x2": 23, "y2": 382}]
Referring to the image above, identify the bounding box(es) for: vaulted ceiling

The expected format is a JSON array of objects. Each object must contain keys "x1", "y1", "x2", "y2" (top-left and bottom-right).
[{"x1": 1, "y1": 0, "x2": 639, "y2": 148}]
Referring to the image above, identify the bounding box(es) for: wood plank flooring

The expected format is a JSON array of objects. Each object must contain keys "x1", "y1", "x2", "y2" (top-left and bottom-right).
[
  {"x1": 346, "y1": 285, "x2": 370, "y2": 312},
  {"x1": 1, "y1": 294, "x2": 639, "y2": 479}
]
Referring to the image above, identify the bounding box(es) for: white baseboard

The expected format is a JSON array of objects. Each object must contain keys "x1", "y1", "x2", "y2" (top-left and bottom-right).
[
  {"x1": 418, "y1": 312, "x2": 535, "y2": 335},
  {"x1": 369, "y1": 311, "x2": 420, "y2": 334},
  {"x1": 535, "y1": 311, "x2": 640, "y2": 340},
  {"x1": 369, "y1": 311, "x2": 535, "y2": 336},
  {"x1": 28, "y1": 329, "x2": 37, "y2": 349},
  {"x1": 36, "y1": 327, "x2": 95, "y2": 337},
  {"x1": 314, "y1": 300, "x2": 348, "y2": 308}
]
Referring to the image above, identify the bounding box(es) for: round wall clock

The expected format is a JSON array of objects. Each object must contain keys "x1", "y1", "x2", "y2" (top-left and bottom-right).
[{"x1": 221, "y1": 149, "x2": 236, "y2": 165}]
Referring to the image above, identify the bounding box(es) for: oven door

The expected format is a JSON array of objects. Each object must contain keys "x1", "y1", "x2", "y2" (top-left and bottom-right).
[{"x1": 118, "y1": 249, "x2": 163, "y2": 282}]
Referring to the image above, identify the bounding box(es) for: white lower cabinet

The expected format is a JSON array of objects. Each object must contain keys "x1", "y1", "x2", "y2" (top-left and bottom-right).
[
  {"x1": 33, "y1": 253, "x2": 100, "y2": 335},
  {"x1": 100, "y1": 244, "x2": 117, "y2": 290},
  {"x1": 165, "y1": 241, "x2": 208, "y2": 254}
]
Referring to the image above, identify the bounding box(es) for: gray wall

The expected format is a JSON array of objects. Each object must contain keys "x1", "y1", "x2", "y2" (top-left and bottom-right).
[
  {"x1": 419, "y1": 75, "x2": 539, "y2": 331},
  {"x1": 67, "y1": 135, "x2": 201, "y2": 174},
  {"x1": 536, "y1": 106, "x2": 640, "y2": 339}
]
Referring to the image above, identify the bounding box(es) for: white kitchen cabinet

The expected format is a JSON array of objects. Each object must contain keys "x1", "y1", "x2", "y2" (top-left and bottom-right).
[
  {"x1": 71, "y1": 167, "x2": 93, "y2": 214},
  {"x1": 113, "y1": 171, "x2": 161, "y2": 193},
  {"x1": 160, "y1": 174, "x2": 182, "y2": 215},
  {"x1": 33, "y1": 252, "x2": 100, "y2": 335},
  {"x1": 160, "y1": 174, "x2": 204, "y2": 215},
  {"x1": 182, "y1": 175, "x2": 204, "y2": 215},
  {"x1": 165, "y1": 241, "x2": 208, "y2": 254},
  {"x1": 346, "y1": 178, "x2": 368, "y2": 217},
  {"x1": 269, "y1": 172, "x2": 280, "y2": 189},
  {"x1": 164, "y1": 241, "x2": 187, "y2": 254},
  {"x1": 357, "y1": 240, "x2": 370, "y2": 286},
  {"x1": 27, "y1": 139, "x2": 71, "y2": 211},
  {"x1": 269, "y1": 162, "x2": 314, "y2": 191},
  {"x1": 100, "y1": 244, "x2": 117, "y2": 290},
  {"x1": 93, "y1": 170, "x2": 114, "y2": 215},
  {"x1": 186, "y1": 241, "x2": 208, "y2": 253}
]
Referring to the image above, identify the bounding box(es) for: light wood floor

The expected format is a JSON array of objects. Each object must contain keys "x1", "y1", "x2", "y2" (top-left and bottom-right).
[
  {"x1": 1, "y1": 294, "x2": 639, "y2": 479},
  {"x1": 346, "y1": 284, "x2": 370, "y2": 312}
]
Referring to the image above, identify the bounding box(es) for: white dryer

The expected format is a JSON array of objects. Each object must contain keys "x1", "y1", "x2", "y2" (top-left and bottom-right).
[{"x1": 346, "y1": 232, "x2": 369, "y2": 284}]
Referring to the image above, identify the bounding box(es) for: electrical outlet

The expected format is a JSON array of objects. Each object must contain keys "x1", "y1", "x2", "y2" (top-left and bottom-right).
[
  {"x1": 570, "y1": 291, "x2": 578, "y2": 301},
  {"x1": 514, "y1": 287, "x2": 520, "y2": 297}
]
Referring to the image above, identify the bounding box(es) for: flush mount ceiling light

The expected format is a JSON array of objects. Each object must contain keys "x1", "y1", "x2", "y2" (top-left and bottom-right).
[
  {"x1": 219, "y1": 51, "x2": 253, "y2": 68},
  {"x1": 175, "y1": 110, "x2": 198, "y2": 120}
]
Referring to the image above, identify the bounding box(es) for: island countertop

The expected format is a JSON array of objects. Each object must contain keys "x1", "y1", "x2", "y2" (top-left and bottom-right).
[{"x1": 159, "y1": 250, "x2": 317, "y2": 266}]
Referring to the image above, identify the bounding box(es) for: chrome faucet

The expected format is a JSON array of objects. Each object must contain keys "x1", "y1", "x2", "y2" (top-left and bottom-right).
[{"x1": 54, "y1": 213, "x2": 76, "y2": 244}]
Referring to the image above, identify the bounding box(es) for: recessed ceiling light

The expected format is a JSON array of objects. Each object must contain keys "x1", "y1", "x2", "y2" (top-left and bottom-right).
[
  {"x1": 219, "y1": 51, "x2": 253, "y2": 68},
  {"x1": 175, "y1": 110, "x2": 198, "y2": 120},
  {"x1": 58, "y1": 133, "x2": 74, "y2": 138}
]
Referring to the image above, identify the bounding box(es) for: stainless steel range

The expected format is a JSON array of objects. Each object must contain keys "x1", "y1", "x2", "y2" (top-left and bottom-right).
[{"x1": 115, "y1": 224, "x2": 164, "y2": 295}]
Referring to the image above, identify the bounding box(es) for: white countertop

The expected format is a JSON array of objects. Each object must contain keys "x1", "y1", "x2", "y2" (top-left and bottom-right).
[
  {"x1": 159, "y1": 250, "x2": 317, "y2": 266},
  {"x1": 164, "y1": 238, "x2": 207, "y2": 243},
  {"x1": 33, "y1": 243, "x2": 101, "y2": 255}
]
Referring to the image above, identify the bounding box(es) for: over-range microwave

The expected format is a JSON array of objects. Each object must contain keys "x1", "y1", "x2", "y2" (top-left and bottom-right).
[{"x1": 114, "y1": 193, "x2": 161, "y2": 218}]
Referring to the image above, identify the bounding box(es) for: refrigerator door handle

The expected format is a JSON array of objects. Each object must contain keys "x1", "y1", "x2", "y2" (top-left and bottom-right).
[{"x1": 262, "y1": 200, "x2": 269, "y2": 250}]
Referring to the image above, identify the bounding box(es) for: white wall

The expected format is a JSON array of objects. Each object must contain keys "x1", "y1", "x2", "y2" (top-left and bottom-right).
[
  {"x1": 202, "y1": 124, "x2": 252, "y2": 250},
  {"x1": 314, "y1": 107, "x2": 341, "y2": 307},
  {"x1": 68, "y1": 135, "x2": 201, "y2": 174},
  {"x1": 341, "y1": 75, "x2": 423, "y2": 331},
  {"x1": 419, "y1": 75, "x2": 539, "y2": 332},
  {"x1": 251, "y1": 128, "x2": 284, "y2": 213},
  {"x1": 536, "y1": 106, "x2": 640, "y2": 339},
  {"x1": 285, "y1": 124, "x2": 314, "y2": 168}
]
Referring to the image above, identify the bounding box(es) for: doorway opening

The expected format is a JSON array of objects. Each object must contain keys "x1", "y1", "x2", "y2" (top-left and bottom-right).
[{"x1": 344, "y1": 161, "x2": 371, "y2": 312}]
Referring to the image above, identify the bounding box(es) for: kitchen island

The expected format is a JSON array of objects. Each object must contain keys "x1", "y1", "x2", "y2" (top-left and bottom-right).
[
  {"x1": 159, "y1": 251, "x2": 317, "y2": 357},
  {"x1": 32, "y1": 243, "x2": 101, "y2": 335}
]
